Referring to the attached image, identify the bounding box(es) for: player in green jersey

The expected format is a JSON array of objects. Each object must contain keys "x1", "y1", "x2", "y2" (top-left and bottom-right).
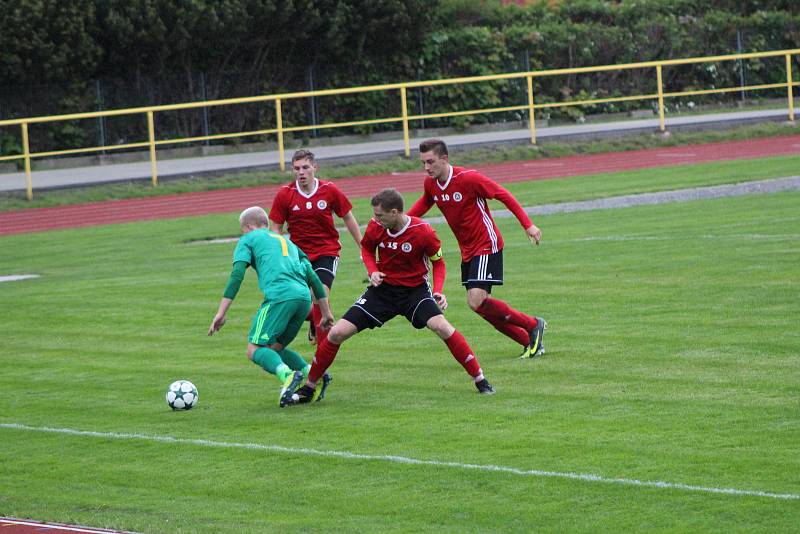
[{"x1": 208, "y1": 206, "x2": 335, "y2": 406}]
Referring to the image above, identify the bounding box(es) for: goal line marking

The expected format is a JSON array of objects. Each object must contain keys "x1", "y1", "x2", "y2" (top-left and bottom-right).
[{"x1": 2, "y1": 422, "x2": 797, "y2": 501}]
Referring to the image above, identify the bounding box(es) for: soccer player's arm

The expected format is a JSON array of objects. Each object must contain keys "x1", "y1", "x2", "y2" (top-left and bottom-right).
[
  {"x1": 480, "y1": 176, "x2": 541, "y2": 244},
  {"x1": 268, "y1": 190, "x2": 287, "y2": 233},
  {"x1": 427, "y1": 230, "x2": 447, "y2": 309},
  {"x1": 332, "y1": 187, "x2": 363, "y2": 250},
  {"x1": 342, "y1": 211, "x2": 363, "y2": 251},
  {"x1": 406, "y1": 188, "x2": 435, "y2": 218},
  {"x1": 208, "y1": 260, "x2": 248, "y2": 336},
  {"x1": 223, "y1": 261, "x2": 248, "y2": 299},
  {"x1": 360, "y1": 229, "x2": 384, "y2": 286},
  {"x1": 430, "y1": 247, "x2": 446, "y2": 294}
]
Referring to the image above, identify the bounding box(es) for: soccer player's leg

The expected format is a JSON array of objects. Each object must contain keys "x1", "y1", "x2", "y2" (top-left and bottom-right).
[
  {"x1": 463, "y1": 252, "x2": 543, "y2": 357},
  {"x1": 306, "y1": 308, "x2": 316, "y2": 344},
  {"x1": 249, "y1": 341, "x2": 302, "y2": 407},
  {"x1": 314, "y1": 372, "x2": 333, "y2": 402},
  {"x1": 275, "y1": 299, "x2": 314, "y2": 375},
  {"x1": 467, "y1": 285, "x2": 530, "y2": 352},
  {"x1": 281, "y1": 319, "x2": 357, "y2": 407},
  {"x1": 249, "y1": 343, "x2": 287, "y2": 378},
  {"x1": 526, "y1": 316, "x2": 547, "y2": 358},
  {"x1": 312, "y1": 257, "x2": 337, "y2": 346},
  {"x1": 407, "y1": 286, "x2": 495, "y2": 394},
  {"x1": 268, "y1": 299, "x2": 316, "y2": 406},
  {"x1": 428, "y1": 316, "x2": 495, "y2": 395},
  {"x1": 281, "y1": 318, "x2": 359, "y2": 406},
  {"x1": 283, "y1": 285, "x2": 392, "y2": 406},
  {"x1": 247, "y1": 300, "x2": 314, "y2": 406},
  {"x1": 279, "y1": 371, "x2": 306, "y2": 407},
  {"x1": 309, "y1": 306, "x2": 319, "y2": 344},
  {"x1": 247, "y1": 303, "x2": 291, "y2": 381}
]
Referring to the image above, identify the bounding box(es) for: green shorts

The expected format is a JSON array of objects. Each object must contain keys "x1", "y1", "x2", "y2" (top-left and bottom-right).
[{"x1": 248, "y1": 298, "x2": 311, "y2": 347}]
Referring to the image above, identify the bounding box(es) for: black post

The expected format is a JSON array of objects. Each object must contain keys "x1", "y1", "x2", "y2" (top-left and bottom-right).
[
  {"x1": 96, "y1": 80, "x2": 107, "y2": 154},
  {"x1": 737, "y1": 29, "x2": 747, "y2": 104},
  {"x1": 307, "y1": 65, "x2": 318, "y2": 138},
  {"x1": 201, "y1": 72, "x2": 210, "y2": 146}
]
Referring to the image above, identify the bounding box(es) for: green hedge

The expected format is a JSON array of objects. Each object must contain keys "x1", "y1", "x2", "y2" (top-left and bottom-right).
[{"x1": 1, "y1": 0, "x2": 798, "y2": 152}]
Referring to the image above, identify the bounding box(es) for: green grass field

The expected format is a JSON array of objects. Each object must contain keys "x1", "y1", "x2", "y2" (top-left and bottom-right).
[{"x1": 1, "y1": 157, "x2": 799, "y2": 532}]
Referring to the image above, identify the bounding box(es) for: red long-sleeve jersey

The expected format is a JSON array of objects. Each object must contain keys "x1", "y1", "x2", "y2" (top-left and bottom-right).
[
  {"x1": 268, "y1": 179, "x2": 352, "y2": 261},
  {"x1": 361, "y1": 216, "x2": 445, "y2": 292},
  {"x1": 407, "y1": 165, "x2": 532, "y2": 262}
]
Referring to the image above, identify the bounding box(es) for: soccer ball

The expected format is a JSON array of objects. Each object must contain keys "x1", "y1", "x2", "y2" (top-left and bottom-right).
[{"x1": 166, "y1": 380, "x2": 198, "y2": 411}]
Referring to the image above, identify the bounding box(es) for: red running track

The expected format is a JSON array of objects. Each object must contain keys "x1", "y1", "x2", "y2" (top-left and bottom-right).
[
  {"x1": 2, "y1": 135, "x2": 799, "y2": 236},
  {"x1": 0, "y1": 517, "x2": 131, "y2": 533}
]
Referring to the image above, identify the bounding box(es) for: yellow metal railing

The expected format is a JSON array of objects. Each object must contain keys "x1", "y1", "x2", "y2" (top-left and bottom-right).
[{"x1": 1, "y1": 48, "x2": 798, "y2": 200}]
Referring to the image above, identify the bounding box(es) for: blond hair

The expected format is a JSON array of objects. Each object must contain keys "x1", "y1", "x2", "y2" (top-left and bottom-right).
[{"x1": 239, "y1": 206, "x2": 268, "y2": 226}]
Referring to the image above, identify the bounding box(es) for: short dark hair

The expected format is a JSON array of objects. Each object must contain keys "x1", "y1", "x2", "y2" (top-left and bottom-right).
[
  {"x1": 419, "y1": 139, "x2": 448, "y2": 157},
  {"x1": 371, "y1": 188, "x2": 404, "y2": 212},
  {"x1": 292, "y1": 149, "x2": 316, "y2": 164}
]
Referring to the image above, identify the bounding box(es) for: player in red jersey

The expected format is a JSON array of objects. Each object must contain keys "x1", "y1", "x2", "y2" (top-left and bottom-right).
[
  {"x1": 407, "y1": 139, "x2": 547, "y2": 359},
  {"x1": 280, "y1": 188, "x2": 495, "y2": 406},
  {"x1": 269, "y1": 149, "x2": 362, "y2": 345}
]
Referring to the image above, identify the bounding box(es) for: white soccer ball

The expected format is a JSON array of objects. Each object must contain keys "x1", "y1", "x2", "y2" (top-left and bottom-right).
[{"x1": 166, "y1": 380, "x2": 198, "y2": 411}]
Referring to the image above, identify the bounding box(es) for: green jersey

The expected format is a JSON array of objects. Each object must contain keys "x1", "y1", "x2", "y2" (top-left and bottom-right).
[{"x1": 232, "y1": 228, "x2": 314, "y2": 305}]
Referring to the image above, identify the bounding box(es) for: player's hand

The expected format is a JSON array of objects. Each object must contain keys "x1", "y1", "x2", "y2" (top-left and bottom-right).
[
  {"x1": 369, "y1": 271, "x2": 386, "y2": 287},
  {"x1": 319, "y1": 313, "x2": 335, "y2": 331},
  {"x1": 433, "y1": 292, "x2": 448, "y2": 311},
  {"x1": 526, "y1": 224, "x2": 542, "y2": 245},
  {"x1": 208, "y1": 314, "x2": 226, "y2": 336}
]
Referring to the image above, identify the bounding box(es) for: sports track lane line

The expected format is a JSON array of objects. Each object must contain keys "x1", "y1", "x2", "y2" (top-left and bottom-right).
[
  {"x1": 1, "y1": 135, "x2": 799, "y2": 236},
  {"x1": 2, "y1": 423, "x2": 798, "y2": 501}
]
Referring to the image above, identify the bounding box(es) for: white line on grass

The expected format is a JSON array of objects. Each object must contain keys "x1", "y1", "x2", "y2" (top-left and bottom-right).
[
  {"x1": 188, "y1": 237, "x2": 238, "y2": 245},
  {"x1": 3, "y1": 422, "x2": 798, "y2": 501},
  {"x1": 0, "y1": 274, "x2": 40, "y2": 282}
]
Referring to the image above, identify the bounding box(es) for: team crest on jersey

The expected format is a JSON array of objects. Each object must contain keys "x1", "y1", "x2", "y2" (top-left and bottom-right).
[
  {"x1": 401, "y1": 242, "x2": 412, "y2": 253},
  {"x1": 306, "y1": 201, "x2": 312, "y2": 209},
  {"x1": 317, "y1": 200, "x2": 327, "y2": 210},
  {"x1": 453, "y1": 192, "x2": 463, "y2": 202}
]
